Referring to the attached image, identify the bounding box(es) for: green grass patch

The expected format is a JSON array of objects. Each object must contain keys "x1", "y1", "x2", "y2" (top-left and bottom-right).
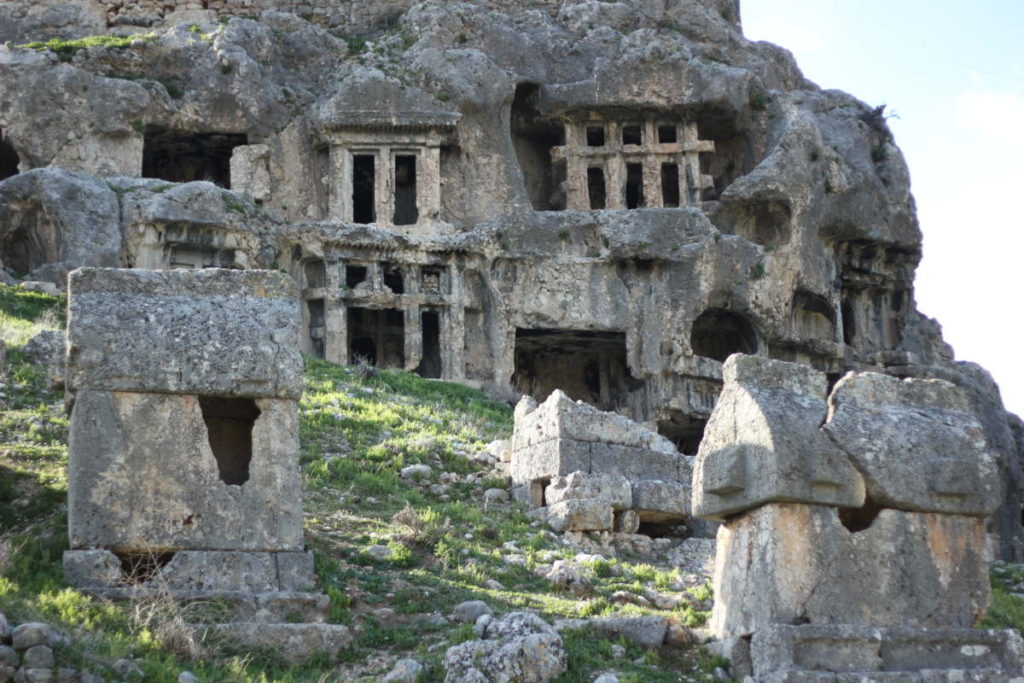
[{"x1": 19, "y1": 34, "x2": 158, "y2": 62}]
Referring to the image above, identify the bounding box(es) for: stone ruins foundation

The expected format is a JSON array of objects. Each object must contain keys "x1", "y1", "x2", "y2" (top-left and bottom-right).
[{"x1": 61, "y1": 267, "x2": 351, "y2": 659}]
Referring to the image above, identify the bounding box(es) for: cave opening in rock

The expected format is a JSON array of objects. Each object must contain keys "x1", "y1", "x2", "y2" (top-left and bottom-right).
[
  {"x1": 199, "y1": 396, "x2": 260, "y2": 486},
  {"x1": 393, "y1": 154, "x2": 418, "y2": 225},
  {"x1": 661, "y1": 163, "x2": 680, "y2": 208},
  {"x1": 417, "y1": 310, "x2": 442, "y2": 379},
  {"x1": 345, "y1": 264, "x2": 367, "y2": 289},
  {"x1": 691, "y1": 309, "x2": 758, "y2": 362},
  {"x1": 841, "y1": 297, "x2": 856, "y2": 345},
  {"x1": 351, "y1": 154, "x2": 376, "y2": 224},
  {"x1": 512, "y1": 329, "x2": 637, "y2": 410},
  {"x1": 142, "y1": 127, "x2": 246, "y2": 187},
  {"x1": 0, "y1": 134, "x2": 19, "y2": 180},
  {"x1": 586, "y1": 125, "x2": 606, "y2": 147},
  {"x1": 307, "y1": 298, "x2": 325, "y2": 358},
  {"x1": 625, "y1": 162, "x2": 644, "y2": 209},
  {"x1": 348, "y1": 306, "x2": 405, "y2": 368},
  {"x1": 657, "y1": 411, "x2": 708, "y2": 455},
  {"x1": 792, "y1": 291, "x2": 836, "y2": 341},
  {"x1": 510, "y1": 83, "x2": 567, "y2": 211},
  {"x1": 588, "y1": 167, "x2": 607, "y2": 210},
  {"x1": 382, "y1": 263, "x2": 404, "y2": 294}
]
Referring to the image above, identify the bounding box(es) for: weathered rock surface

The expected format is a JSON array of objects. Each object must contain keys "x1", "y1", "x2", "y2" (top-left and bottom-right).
[
  {"x1": 443, "y1": 612, "x2": 567, "y2": 683},
  {"x1": 710, "y1": 503, "x2": 991, "y2": 638},
  {"x1": 66, "y1": 268, "x2": 303, "y2": 399},
  {"x1": 693, "y1": 355, "x2": 865, "y2": 520},
  {"x1": 825, "y1": 371, "x2": 1001, "y2": 516}
]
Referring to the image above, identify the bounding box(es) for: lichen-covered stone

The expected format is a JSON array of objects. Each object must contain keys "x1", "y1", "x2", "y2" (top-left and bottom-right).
[
  {"x1": 66, "y1": 268, "x2": 302, "y2": 399},
  {"x1": 443, "y1": 612, "x2": 567, "y2": 683}
]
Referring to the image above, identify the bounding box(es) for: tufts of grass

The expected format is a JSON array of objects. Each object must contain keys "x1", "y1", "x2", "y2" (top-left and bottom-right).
[{"x1": 19, "y1": 34, "x2": 158, "y2": 63}]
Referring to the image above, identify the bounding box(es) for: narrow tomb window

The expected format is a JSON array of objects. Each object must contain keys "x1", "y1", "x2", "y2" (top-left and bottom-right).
[
  {"x1": 382, "y1": 263, "x2": 404, "y2": 294},
  {"x1": 586, "y1": 126, "x2": 605, "y2": 147},
  {"x1": 841, "y1": 298, "x2": 856, "y2": 346},
  {"x1": 307, "y1": 298, "x2": 325, "y2": 358},
  {"x1": 691, "y1": 309, "x2": 758, "y2": 362},
  {"x1": 657, "y1": 412, "x2": 708, "y2": 456},
  {"x1": 417, "y1": 310, "x2": 442, "y2": 379},
  {"x1": 304, "y1": 259, "x2": 326, "y2": 289},
  {"x1": 142, "y1": 127, "x2": 247, "y2": 187},
  {"x1": 661, "y1": 163, "x2": 680, "y2": 207},
  {"x1": 625, "y1": 162, "x2": 644, "y2": 209},
  {"x1": 622, "y1": 124, "x2": 642, "y2": 146},
  {"x1": 345, "y1": 264, "x2": 367, "y2": 289},
  {"x1": 393, "y1": 155, "x2": 418, "y2": 225},
  {"x1": 658, "y1": 125, "x2": 678, "y2": 144},
  {"x1": 351, "y1": 154, "x2": 376, "y2": 224},
  {"x1": 199, "y1": 397, "x2": 261, "y2": 486},
  {"x1": 0, "y1": 134, "x2": 19, "y2": 180},
  {"x1": 587, "y1": 167, "x2": 606, "y2": 210}
]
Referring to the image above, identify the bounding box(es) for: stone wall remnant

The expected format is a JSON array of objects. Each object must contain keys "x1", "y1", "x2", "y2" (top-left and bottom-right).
[
  {"x1": 693, "y1": 354, "x2": 1018, "y2": 680},
  {"x1": 62, "y1": 267, "x2": 350, "y2": 660},
  {"x1": 510, "y1": 390, "x2": 694, "y2": 534}
]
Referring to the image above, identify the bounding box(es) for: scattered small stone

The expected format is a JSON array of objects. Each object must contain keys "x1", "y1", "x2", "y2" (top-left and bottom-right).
[
  {"x1": 22, "y1": 645, "x2": 54, "y2": 669},
  {"x1": 365, "y1": 544, "x2": 392, "y2": 561},
  {"x1": 178, "y1": 672, "x2": 199, "y2": 683},
  {"x1": 0, "y1": 646, "x2": 17, "y2": 666},
  {"x1": 11, "y1": 623, "x2": 50, "y2": 650},
  {"x1": 452, "y1": 600, "x2": 492, "y2": 624},
  {"x1": 610, "y1": 644, "x2": 626, "y2": 659},
  {"x1": 113, "y1": 658, "x2": 144, "y2": 678},
  {"x1": 483, "y1": 488, "x2": 508, "y2": 504},
  {"x1": 484, "y1": 579, "x2": 505, "y2": 591},
  {"x1": 594, "y1": 674, "x2": 619, "y2": 683},
  {"x1": 472, "y1": 613, "x2": 493, "y2": 637},
  {"x1": 382, "y1": 657, "x2": 424, "y2": 682},
  {"x1": 400, "y1": 463, "x2": 432, "y2": 481}
]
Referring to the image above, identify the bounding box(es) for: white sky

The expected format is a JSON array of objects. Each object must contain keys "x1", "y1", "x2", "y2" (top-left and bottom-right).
[{"x1": 741, "y1": 0, "x2": 1024, "y2": 417}]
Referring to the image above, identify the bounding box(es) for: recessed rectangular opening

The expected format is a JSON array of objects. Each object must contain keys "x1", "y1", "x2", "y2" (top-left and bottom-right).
[
  {"x1": 586, "y1": 126, "x2": 605, "y2": 147},
  {"x1": 625, "y1": 163, "x2": 645, "y2": 209},
  {"x1": 422, "y1": 267, "x2": 446, "y2": 295},
  {"x1": 417, "y1": 310, "x2": 442, "y2": 379},
  {"x1": 657, "y1": 411, "x2": 707, "y2": 455},
  {"x1": 307, "y1": 298, "x2": 325, "y2": 358},
  {"x1": 304, "y1": 259, "x2": 326, "y2": 289},
  {"x1": 622, "y1": 124, "x2": 642, "y2": 146},
  {"x1": 168, "y1": 245, "x2": 232, "y2": 269},
  {"x1": 661, "y1": 163, "x2": 680, "y2": 208},
  {"x1": 142, "y1": 127, "x2": 247, "y2": 187},
  {"x1": 345, "y1": 264, "x2": 367, "y2": 289},
  {"x1": 510, "y1": 83, "x2": 567, "y2": 211},
  {"x1": 199, "y1": 396, "x2": 260, "y2": 486},
  {"x1": 658, "y1": 125, "x2": 677, "y2": 144},
  {"x1": 393, "y1": 154, "x2": 418, "y2": 225},
  {"x1": 315, "y1": 145, "x2": 330, "y2": 219},
  {"x1": 348, "y1": 306, "x2": 405, "y2": 368},
  {"x1": 382, "y1": 263, "x2": 404, "y2": 294},
  {"x1": 0, "y1": 133, "x2": 19, "y2": 180},
  {"x1": 351, "y1": 154, "x2": 376, "y2": 224},
  {"x1": 513, "y1": 329, "x2": 637, "y2": 411},
  {"x1": 587, "y1": 167, "x2": 606, "y2": 210}
]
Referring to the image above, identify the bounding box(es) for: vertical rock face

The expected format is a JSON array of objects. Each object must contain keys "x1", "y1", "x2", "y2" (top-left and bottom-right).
[{"x1": 0, "y1": 0, "x2": 1020, "y2": 555}]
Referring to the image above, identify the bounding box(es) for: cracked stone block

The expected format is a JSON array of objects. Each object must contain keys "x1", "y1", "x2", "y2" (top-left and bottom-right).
[
  {"x1": 824, "y1": 372, "x2": 1001, "y2": 517},
  {"x1": 544, "y1": 471, "x2": 632, "y2": 509},
  {"x1": 631, "y1": 480, "x2": 690, "y2": 521},
  {"x1": 66, "y1": 268, "x2": 303, "y2": 399},
  {"x1": 710, "y1": 503, "x2": 990, "y2": 639},
  {"x1": 546, "y1": 499, "x2": 614, "y2": 532},
  {"x1": 692, "y1": 355, "x2": 865, "y2": 520}
]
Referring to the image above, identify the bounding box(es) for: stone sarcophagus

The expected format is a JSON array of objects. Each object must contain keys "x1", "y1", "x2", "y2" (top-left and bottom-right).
[
  {"x1": 694, "y1": 354, "x2": 1023, "y2": 680},
  {"x1": 61, "y1": 268, "x2": 351, "y2": 659}
]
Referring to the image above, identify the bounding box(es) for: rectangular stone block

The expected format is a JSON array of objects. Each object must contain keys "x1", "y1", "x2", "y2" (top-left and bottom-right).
[
  {"x1": 276, "y1": 551, "x2": 315, "y2": 592},
  {"x1": 711, "y1": 504, "x2": 990, "y2": 639},
  {"x1": 751, "y1": 624, "x2": 1024, "y2": 680},
  {"x1": 66, "y1": 268, "x2": 303, "y2": 399},
  {"x1": 547, "y1": 499, "x2": 614, "y2": 532},
  {"x1": 589, "y1": 442, "x2": 682, "y2": 482},
  {"x1": 544, "y1": 472, "x2": 632, "y2": 509},
  {"x1": 631, "y1": 480, "x2": 690, "y2": 521},
  {"x1": 509, "y1": 438, "x2": 590, "y2": 486},
  {"x1": 68, "y1": 390, "x2": 303, "y2": 552}
]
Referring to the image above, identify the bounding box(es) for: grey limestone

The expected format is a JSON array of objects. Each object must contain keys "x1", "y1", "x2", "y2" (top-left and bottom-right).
[{"x1": 66, "y1": 268, "x2": 303, "y2": 399}]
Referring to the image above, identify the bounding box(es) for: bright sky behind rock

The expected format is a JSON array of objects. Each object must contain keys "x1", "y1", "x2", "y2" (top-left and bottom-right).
[{"x1": 743, "y1": 0, "x2": 1024, "y2": 416}]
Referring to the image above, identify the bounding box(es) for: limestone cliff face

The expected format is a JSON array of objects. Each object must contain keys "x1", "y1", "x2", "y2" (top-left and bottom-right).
[{"x1": 0, "y1": 0, "x2": 1019, "y2": 559}]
